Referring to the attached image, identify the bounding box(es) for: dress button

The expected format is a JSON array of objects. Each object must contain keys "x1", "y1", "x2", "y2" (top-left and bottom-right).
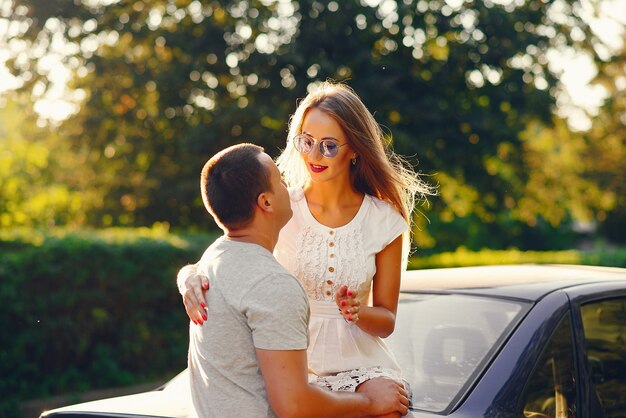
[
  {"x1": 326, "y1": 290, "x2": 331, "y2": 296},
  {"x1": 330, "y1": 253, "x2": 334, "y2": 258},
  {"x1": 327, "y1": 280, "x2": 333, "y2": 285},
  {"x1": 329, "y1": 267, "x2": 334, "y2": 273},
  {"x1": 329, "y1": 242, "x2": 334, "y2": 247},
  {"x1": 329, "y1": 230, "x2": 334, "y2": 235}
]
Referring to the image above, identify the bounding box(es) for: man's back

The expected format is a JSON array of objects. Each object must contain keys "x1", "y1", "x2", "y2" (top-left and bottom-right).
[{"x1": 188, "y1": 237, "x2": 309, "y2": 418}]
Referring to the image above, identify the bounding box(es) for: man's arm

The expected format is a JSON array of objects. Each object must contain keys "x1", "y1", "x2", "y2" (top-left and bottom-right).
[
  {"x1": 177, "y1": 264, "x2": 209, "y2": 324},
  {"x1": 256, "y1": 349, "x2": 409, "y2": 418}
]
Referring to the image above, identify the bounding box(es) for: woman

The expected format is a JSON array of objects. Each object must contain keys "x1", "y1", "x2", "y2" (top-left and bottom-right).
[{"x1": 179, "y1": 82, "x2": 433, "y2": 411}]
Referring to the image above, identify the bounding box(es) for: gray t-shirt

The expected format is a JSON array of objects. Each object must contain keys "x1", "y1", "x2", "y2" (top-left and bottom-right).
[{"x1": 188, "y1": 237, "x2": 310, "y2": 418}]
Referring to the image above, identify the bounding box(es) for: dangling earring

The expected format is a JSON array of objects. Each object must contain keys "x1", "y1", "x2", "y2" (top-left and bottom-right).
[{"x1": 351, "y1": 155, "x2": 357, "y2": 166}]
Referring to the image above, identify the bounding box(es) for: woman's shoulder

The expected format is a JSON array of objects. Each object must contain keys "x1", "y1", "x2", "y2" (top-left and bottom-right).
[
  {"x1": 363, "y1": 194, "x2": 407, "y2": 234},
  {"x1": 366, "y1": 194, "x2": 401, "y2": 217},
  {"x1": 362, "y1": 195, "x2": 408, "y2": 248}
]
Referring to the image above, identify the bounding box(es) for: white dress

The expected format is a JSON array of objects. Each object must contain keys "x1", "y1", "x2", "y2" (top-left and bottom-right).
[{"x1": 274, "y1": 188, "x2": 408, "y2": 390}]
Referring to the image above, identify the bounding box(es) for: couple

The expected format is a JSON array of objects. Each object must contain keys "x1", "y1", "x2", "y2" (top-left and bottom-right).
[{"x1": 178, "y1": 82, "x2": 433, "y2": 417}]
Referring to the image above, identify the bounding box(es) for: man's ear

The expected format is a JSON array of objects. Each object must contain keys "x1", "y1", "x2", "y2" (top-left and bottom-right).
[{"x1": 257, "y1": 192, "x2": 273, "y2": 213}]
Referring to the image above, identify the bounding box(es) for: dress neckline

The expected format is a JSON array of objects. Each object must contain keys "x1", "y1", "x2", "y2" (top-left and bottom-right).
[{"x1": 299, "y1": 191, "x2": 369, "y2": 231}]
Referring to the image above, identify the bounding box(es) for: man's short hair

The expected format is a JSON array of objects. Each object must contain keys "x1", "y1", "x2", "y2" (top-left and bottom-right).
[{"x1": 201, "y1": 143, "x2": 272, "y2": 229}]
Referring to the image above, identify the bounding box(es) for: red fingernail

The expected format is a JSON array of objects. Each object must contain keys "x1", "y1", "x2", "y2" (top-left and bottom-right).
[
  {"x1": 341, "y1": 301, "x2": 346, "y2": 306},
  {"x1": 348, "y1": 316, "x2": 352, "y2": 321},
  {"x1": 192, "y1": 320, "x2": 197, "y2": 325},
  {"x1": 201, "y1": 302, "x2": 206, "y2": 309},
  {"x1": 345, "y1": 310, "x2": 350, "y2": 314},
  {"x1": 347, "y1": 291, "x2": 353, "y2": 297},
  {"x1": 203, "y1": 283, "x2": 209, "y2": 289},
  {"x1": 202, "y1": 313, "x2": 207, "y2": 320}
]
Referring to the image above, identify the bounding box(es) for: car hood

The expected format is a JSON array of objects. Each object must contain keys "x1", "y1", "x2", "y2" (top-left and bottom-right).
[
  {"x1": 41, "y1": 388, "x2": 190, "y2": 418},
  {"x1": 40, "y1": 390, "x2": 440, "y2": 418}
]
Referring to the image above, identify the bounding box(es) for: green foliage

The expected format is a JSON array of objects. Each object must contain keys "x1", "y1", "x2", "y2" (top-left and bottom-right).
[
  {"x1": 582, "y1": 248, "x2": 626, "y2": 268},
  {"x1": 408, "y1": 246, "x2": 626, "y2": 270},
  {"x1": 586, "y1": 43, "x2": 626, "y2": 243},
  {"x1": 2, "y1": 0, "x2": 619, "y2": 246},
  {"x1": 516, "y1": 119, "x2": 612, "y2": 226},
  {"x1": 413, "y1": 207, "x2": 587, "y2": 254},
  {"x1": 0, "y1": 97, "x2": 94, "y2": 228},
  {"x1": 0, "y1": 227, "x2": 216, "y2": 416}
]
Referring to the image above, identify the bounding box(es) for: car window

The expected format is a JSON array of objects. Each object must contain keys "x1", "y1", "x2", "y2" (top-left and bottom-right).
[
  {"x1": 521, "y1": 313, "x2": 577, "y2": 418},
  {"x1": 581, "y1": 298, "x2": 626, "y2": 416},
  {"x1": 387, "y1": 294, "x2": 529, "y2": 413}
]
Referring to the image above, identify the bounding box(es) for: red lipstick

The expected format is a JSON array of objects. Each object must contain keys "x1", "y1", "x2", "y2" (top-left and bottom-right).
[{"x1": 309, "y1": 163, "x2": 328, "y2": 173}]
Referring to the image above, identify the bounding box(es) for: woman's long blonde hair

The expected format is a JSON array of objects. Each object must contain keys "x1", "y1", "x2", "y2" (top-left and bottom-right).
[{"x1": 277, "y1": 81, "x2": 433, "y2": 229}]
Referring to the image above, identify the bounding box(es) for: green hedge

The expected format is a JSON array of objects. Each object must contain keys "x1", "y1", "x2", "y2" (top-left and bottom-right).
[
  {"x1": 0, "y1": 227, "x2": 216, "y2": 417},
  {"x1": 408, "y1": 246, "x2": 626, "y2": 269}
]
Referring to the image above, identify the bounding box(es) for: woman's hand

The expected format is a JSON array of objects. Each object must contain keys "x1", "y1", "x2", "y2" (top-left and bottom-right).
[
  {"x1": 177, "y1": 265, "x2": 209, "y2": 325},
  {"x1": 334, "y1": 285, "x2": 360, "y2": 323}
]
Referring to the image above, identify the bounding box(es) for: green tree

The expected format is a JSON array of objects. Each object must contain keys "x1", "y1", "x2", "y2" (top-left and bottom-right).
[
  {"x1": 517, "y1": 118, "x2": 612, "y2": 227},
  {"x1": 1, "y1": 0, "x2": 620, "y2": 248},
  {"x1": 0, "y1": 95, "x2": 92, "y2": 227},
  {"x1": 587, "y1": 39, "x2": 626, "y2": 243}
]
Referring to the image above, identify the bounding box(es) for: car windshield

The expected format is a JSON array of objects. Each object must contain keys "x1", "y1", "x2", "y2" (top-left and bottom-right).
[{"x1": 386, "y1": 293, "x2": 530, "y2": 413}]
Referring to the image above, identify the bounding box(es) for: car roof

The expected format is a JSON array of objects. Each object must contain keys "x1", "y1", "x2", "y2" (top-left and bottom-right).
[{"x1": 400, "y1": 264, "x2": 626, "y2": 301}]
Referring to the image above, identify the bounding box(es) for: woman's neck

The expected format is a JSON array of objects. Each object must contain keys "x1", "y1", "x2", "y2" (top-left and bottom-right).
[{"x1": 304, "y1": 179, "x2": 362, "y2": 209}]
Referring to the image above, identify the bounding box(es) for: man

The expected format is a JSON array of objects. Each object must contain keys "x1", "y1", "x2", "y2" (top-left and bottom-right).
[{"x1": 188, "y1": 143, "x2": 409, "y2": 417}]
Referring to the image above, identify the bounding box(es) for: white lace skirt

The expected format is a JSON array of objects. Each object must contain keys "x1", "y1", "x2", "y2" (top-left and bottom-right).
[
  {"x1": 306, "y1": 300, "x2": 402, "y2": 390},
  {"x1": 310, "y1": 366, "x2": 404, "y2": 392}
]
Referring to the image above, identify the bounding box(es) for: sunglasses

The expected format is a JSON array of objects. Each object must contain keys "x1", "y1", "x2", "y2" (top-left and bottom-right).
[{"x1": 293, "y1": 134, "x2": 348, "y2": 158}]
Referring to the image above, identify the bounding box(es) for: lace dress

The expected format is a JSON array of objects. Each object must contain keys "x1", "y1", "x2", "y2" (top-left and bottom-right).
[{"x1": 274, "y1": 188, "x2": 408, "y2": 391}]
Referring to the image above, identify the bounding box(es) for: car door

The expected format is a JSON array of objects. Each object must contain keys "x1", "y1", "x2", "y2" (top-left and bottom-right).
[
  {"x1": 518, "y1": 305, "x2": 578, "y2": 417},
  {"x1": 517, "y1": 281, "x2": 626, "y2": 418},
  {"x1": 568, "y1": 281, "x2": 626, "y2": 418},
  {"x1": 451, "y1": 290, "x2": 574, "y2": 417}
]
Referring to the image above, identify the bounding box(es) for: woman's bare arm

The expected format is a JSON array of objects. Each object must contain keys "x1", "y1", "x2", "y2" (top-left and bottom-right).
[
  {"x1": 177, "y1": 264, "x2": 209, "y2": 325},
  {"x1": 336, "y1": 235, "x2": 403, "y2": 338}
]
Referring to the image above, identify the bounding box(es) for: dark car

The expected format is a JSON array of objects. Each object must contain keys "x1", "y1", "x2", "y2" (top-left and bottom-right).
[{"x1": 41, "y1": 264, "x2": 626, "y2": 417}]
